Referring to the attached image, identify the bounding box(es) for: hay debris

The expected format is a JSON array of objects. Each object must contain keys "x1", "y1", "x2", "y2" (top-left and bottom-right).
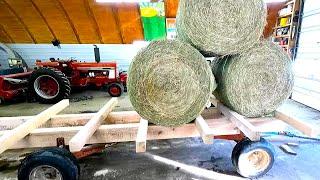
[
  {"x1": 212, "y1": 41, "x2": 294, "y2": 117},
  {"x1": 176, "y1": 0, "x2": 267, "y2": 56},
  {"x1": 128, "y1": 40, "x2": 216, "y2": 126}
]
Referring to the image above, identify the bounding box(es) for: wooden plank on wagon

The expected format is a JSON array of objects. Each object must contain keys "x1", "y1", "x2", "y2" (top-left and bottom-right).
[
  {"x1": 0, "y1": 111, "x2": 141, "y2": 130},
  {"x1": 217, "y1": 103, "x2": 260, "y2": 141},
  {"x1": 69, "y1": 98, "x2": 118, "y2": 152},
  {"x1": 0, "y1": 99, "x2": 69, "y2": 154},
  {"x1": 275, "y1": 110, "x2": 320, "y2": 137},
  {"x1": 195, "y1": 116, "x2": 213, "y2": 144},
  {"x1": 136, "y1": 118, "x2": 148, "y2": 153},
  {"x1": 0, "y1": 118, "x2": 241, "y2": 150}
]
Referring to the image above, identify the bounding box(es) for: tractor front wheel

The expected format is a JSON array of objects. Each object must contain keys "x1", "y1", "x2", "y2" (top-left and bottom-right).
[
  {"x1": 29, "y1": 68, "x2": 71, "y2": 104},
  {"x1": 107, "y1": 83, "x2": 124, "y2": 97}
]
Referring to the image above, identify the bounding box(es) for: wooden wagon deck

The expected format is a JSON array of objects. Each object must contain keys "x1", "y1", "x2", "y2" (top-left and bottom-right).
[{"x1": 0, "y1": 97, "x2": 318, "y2": 153}]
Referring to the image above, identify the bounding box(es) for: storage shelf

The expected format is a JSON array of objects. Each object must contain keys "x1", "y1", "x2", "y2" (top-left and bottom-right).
[
  {"x1": 273, "y1": 0, "x2": 300, "y2": 58},
  {"x1": 273, "y1": 24, "x2": 291, "y2": 29},
  {"x1": 278, "y1": 12, "x2": 292, "y2": 18}
]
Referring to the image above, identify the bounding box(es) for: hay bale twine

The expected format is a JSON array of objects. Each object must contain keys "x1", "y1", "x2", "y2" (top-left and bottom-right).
[
  {"x1": 212, "y1": 41, "x2": 294, "y2": 117},
  {"x1": 176, "y1": 0, "x2": 267, "y2": 55},
  {"x1": 128, "y1": 40, "x2": 216, "y2": 126}
]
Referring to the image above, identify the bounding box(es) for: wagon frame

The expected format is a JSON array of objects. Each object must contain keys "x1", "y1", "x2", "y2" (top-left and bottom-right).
[{"x1": 0, "y1": 97, "x2": 319, "y2": 179}]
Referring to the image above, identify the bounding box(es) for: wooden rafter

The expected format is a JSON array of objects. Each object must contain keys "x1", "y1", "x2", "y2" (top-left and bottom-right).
[
  {"x1": 30, "y1": 0, "x2": 57, "y2": 40},
  {"x1": 56, "y1": 0, "x2": 81, "y2": 43},
  {"x1": 2, "y1": 0, "x2": 36, "y2": 43},
  {"x1": 84, "y1": 0, "x2": 103, "y2": 43},
  {"x1": 111, "y1": 5, "x2": 124, "y2": 44},
  {"x1": 0, "y1": 25, "x2": 14, "y2": 43}
]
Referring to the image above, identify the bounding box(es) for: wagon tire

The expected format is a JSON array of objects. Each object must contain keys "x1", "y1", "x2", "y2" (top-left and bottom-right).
[
  {"x1": 231, "y1": 138, "x2": 275, "y2": 178},
  {"x1": 18, "y1": 148, "x2": 79, "y2": 180},
  {"x1": 29, "y1": 68, "x2": 71, "y2": 104}
]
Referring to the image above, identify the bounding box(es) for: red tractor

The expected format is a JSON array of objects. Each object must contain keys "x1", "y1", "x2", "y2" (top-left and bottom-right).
[
  {"x1": 0, "y1": 60, "x2": 127, "y2": 104},
  {"x1": 32, "y1": 59, "x2": 127, "y2": 103},
  {"x1": 0, "y1": 45, "x2": 127, "y2": 104}
]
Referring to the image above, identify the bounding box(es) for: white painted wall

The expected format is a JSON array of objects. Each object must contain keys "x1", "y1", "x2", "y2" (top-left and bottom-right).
[
  {"x1": 0, "y1": 43, "x2": 146, "y2": 71},
  {"x1": 0, "y1": 50, "x2": 9, "y2": 70},
  {"x1": 292, "y1": 0, "x2": 320, "y2": 110}
]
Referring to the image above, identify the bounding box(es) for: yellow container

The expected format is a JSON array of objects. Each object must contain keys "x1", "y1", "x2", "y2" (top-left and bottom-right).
[{"x1": 280, "y1": 18, "x2": 288, "y2": 26}]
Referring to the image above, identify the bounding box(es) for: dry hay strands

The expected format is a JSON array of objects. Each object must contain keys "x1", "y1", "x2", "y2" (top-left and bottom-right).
[
  {"x1": 212, "y1": 41, "x2": 294, "y2": 117},
  {"x1": 176, "y1": 0, "x2": 267, "y2": 56},
  {"x1": 128, "y1": 40, "x2": 216, "y2": 126}
]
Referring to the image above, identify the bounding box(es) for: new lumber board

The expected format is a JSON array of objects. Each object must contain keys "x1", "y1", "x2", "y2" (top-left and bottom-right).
[
  {"x1": 195, "y1": 116, "x2": 213, "y2": 144},
  {"x1": 136, "y1": 118, "x2": 148, "y2": 153},
  {"x1": 0, "y1": 111, "x2": 141, "y2": 130},
  {"x1": 0, "y1": 118, "x2": 240, "y2": 150},
  {"x1": 217, "y1": 103, "x2": 260, "y2": 141},
  {"x1": 69, "y1": 98, "x2": 118, "y2": 152},
  {"x1": 0, "y1": 99, "x2": 69, "y2": 154},
  {"x1": 275, "y1": 110, "x2": 320, "y2": 137}
]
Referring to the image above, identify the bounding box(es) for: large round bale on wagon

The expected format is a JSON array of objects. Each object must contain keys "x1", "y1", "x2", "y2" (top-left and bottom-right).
[
  {"x1": 128, "y1": 40, "x2": 216, "y2": 126},
  {"x1": 212, "y1": 41, "x2": 294, "y2": 117},
  {"x1": 176, "y1": 0, "x2": 267, "y2": 55}
]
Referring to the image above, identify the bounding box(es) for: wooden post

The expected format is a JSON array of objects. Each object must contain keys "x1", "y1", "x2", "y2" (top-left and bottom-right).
[
  {"x1": 195, "y1": 116, "x2": 213, "y2": 144},
  {"x1": 217, "y1": 103, "x2": 260, "y2": 141},
  {"x1": 276, "y1": 110, "x2": 320, "y2": 137},
  {"x1": 136, "y1": 118, "x2": 148, "y2": 153},
  {"x1": 69, "y1": 98, "x2": 118, "y2": 152},
  {"x1": 0, "y1": 99, "x2": 69, "y2": 154}
]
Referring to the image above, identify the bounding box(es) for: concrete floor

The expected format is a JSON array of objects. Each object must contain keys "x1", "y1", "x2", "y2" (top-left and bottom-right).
[
  {"x1": 0, "y1": 90, "x2": 133, "y2": 116},
  {"x1": 0, "y1": 91, "x2": 320, "y2": 179}
]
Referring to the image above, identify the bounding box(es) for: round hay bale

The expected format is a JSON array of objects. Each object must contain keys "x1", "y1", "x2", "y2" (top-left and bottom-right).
[
  {"x1": 176, "y1": 0, "x2": 267, "y2": 55},
  {"x1": 212, "y1": 41, "x2": 294, "y2": 117},
  {"x1": 128, "y1": 40, "x2": 216, "y2": 126}
]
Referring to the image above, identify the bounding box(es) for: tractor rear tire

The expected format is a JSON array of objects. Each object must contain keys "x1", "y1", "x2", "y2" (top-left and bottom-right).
[
  {"x1": 107, "y1": 83, "x2": 124, "y2": 97},
  {"x1": 29, "y1": 68, "x2": 71, "y2": 104}
]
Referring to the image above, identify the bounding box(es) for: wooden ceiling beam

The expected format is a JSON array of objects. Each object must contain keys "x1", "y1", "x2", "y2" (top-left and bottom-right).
[
  {"x1": 165, "y1": 0, "x2": 179, "y2": 18},
  {"x1": 2, "y1": 0, "x2": 36, "y2": 43},
  {"x1": 56, "y1": 0, "x2": 81, "y2": 43},
  {"x1": 30, "y1": 0, "x2": 57, "y2": 40},
  {"x1": 111, "y1": 6, "x2": 124, "y2": 44},
  {"x1": 84, "y1": 0, "x2": 103, "y2": 44},
  {"x1": 115, "y1": 3, "x2": 144, "y2": 44},
  {"x1": 0, "y1": 25, "x2": 14, "y2": 43}
]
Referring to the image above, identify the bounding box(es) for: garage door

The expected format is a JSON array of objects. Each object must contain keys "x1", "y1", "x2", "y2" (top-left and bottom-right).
[{"x1": 292, "y1": 0, "x2": 320, "y2": 110}]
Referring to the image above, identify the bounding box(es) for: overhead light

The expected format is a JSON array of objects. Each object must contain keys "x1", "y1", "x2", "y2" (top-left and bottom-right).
[{"x1": 96, "y1": 0, "x2": 150, "y2": 2}]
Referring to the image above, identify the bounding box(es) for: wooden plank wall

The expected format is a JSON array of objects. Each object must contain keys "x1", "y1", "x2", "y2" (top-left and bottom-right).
[{"x1": 0, "y1": 0, "x2": 283, "y2": 44}]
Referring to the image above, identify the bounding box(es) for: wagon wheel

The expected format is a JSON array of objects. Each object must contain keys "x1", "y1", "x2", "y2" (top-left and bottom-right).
[
  {"x1": 29, "y1": 68, "x2": 71, "y2": 104},
  {"x1": 231, "y1": 138, "x2": 275, "y2": 178},
  {"x1": 18, "y1": 147, "x2": 79, "y2": 180}
]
